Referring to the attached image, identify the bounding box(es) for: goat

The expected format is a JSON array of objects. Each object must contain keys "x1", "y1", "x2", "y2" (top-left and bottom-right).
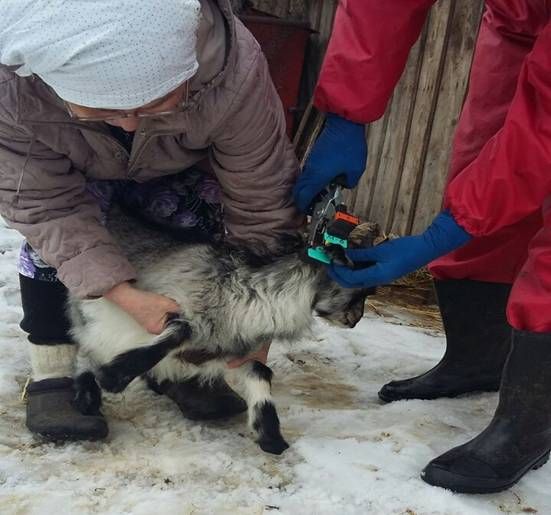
[{"x1": 69, "y1": 208, "x2": 373, "y2": 455}]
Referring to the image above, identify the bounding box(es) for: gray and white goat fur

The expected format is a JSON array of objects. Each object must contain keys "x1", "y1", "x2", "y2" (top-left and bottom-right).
[{"x1": 69, "y1": 209, "x2": 371, "y2": 455}]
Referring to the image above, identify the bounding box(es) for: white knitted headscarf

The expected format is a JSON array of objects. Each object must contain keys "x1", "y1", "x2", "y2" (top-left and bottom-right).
[{"x1": 0, "y1": 0, "x2": 201, "y2": 109}]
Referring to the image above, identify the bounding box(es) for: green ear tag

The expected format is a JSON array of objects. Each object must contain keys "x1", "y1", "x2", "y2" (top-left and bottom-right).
[
  {"x1": 324, "y1": 233, "x2": 348, "y2": 248},
  {"x1": 307, "y1": 247, "x2": 332, "y2": 264}
]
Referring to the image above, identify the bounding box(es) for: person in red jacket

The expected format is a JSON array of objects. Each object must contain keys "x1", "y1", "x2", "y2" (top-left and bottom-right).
[{"x1": 294, "y1": 0, "x2": 551, "y2": 494}]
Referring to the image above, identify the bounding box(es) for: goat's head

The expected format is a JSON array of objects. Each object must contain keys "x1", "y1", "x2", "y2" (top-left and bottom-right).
[
  {"x1": 313, "y1": 282, "x2": 370, "y2": 328},
  {"x1": 311, "y1": 222, "x2": 380, "y2": 329}
]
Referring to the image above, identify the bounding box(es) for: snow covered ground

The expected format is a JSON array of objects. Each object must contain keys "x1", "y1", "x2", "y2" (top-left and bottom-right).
[{"x1": 0, "y1": 222, "x2": 549, "y2": 515}]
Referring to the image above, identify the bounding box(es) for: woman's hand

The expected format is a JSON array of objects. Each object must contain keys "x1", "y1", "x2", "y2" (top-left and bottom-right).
[
  {"x1": 104, "y1": 282, "x2": 180, "y2": 334},
  {"x1": 328, "y1": 211, "x2": 472, "y2": 289},
  {"x1": 293, "y1": 114, "x2": 367, "y2": 213}
]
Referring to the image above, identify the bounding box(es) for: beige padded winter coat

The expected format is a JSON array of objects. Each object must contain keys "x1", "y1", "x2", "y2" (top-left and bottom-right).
[{"x1": 0, "y1": 0, "x2": 302, "y2": 298}]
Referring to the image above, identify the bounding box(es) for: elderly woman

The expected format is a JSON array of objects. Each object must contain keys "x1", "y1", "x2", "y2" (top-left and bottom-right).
[{"x1": 0, "y1": 0, "x2": 302, "y2": 440}]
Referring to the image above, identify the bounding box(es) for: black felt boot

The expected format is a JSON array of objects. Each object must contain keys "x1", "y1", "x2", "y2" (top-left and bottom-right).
[
  {"x1": 26, "y1": 377, "x2": 108, "y2": 441},
  {"x1": 422, "y1": 329, "x2": 551, "y2": 493},
  {"x1": 379, "y1": 280, "x2": 512, "y2": 402},
  {"x1": 148, "y1": 376, "x2": 248, "y2": 421}
]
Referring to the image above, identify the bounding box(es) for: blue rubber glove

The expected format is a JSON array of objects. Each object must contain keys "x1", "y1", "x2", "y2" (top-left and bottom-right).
[
  {"x1": 294, "y1": 113, "x2": 367, "y2": 213},
  {"x1": 328, "y1": 211, "x2": 472, "y2": 288}
]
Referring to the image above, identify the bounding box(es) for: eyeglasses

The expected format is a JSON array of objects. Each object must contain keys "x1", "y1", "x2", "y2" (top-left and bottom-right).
[{"x1": 65, "y1": 81, "x2": 190, "y2": 123}]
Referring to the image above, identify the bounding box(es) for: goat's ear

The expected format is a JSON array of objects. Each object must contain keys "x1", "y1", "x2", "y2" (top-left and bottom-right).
[
  {"x1": 348, "y1": 222, "x2": 380, "y2": 249},
  {"x1": 276, "y1": 231, "x2": 305, "y2": 255}
]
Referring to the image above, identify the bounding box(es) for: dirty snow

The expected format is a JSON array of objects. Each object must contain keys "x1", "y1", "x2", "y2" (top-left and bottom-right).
[{"x1": 0, "y1": 222, "x2": 549, "y2": 515}]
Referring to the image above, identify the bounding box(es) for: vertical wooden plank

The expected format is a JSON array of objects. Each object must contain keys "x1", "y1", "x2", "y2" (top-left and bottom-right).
[
  {"x1": 361, "y1": 31, "x2": 426, "y2": 232},
  {"x1": 288, "y1": 0, "x2": 307, "y2": 18},
  {"x1": 251, "y1": 0, "x2": 288, "y2": 17},
  {"x1": 249, "y1": 0, "x2": 307, "y2": 18},
  {"x1": 230, "y1": 0, "x2": 248, "y2": 12},
  {"x1": 410, "y1": 0, "x2": 484, "y2": 233},
  {"x1": 390, "y1": 0, "x2": 453, "y2": 235},
  {"x1": 250, "y1": 0, "x2": 307, "y2": 18},
  {"x1": 347, "y1": 113, "x2": 389, "y2": 217},
  {"x1": 301, "y1": 0, "x2": 337, "y2": 99}
]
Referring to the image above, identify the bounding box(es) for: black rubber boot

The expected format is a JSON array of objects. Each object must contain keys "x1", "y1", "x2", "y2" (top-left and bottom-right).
[
  {"x1": 422, "y1": 329, "x2": 551, "y2": 493},
  {"x1": 378, "y1": 280, "x2": 512, "y2": 402},
  {"x1": 26, "y1": 377, "x2": 108, "y2": 441},
  {"x1": 148, "y1": 376, "x2": 248, "y2": 421}
]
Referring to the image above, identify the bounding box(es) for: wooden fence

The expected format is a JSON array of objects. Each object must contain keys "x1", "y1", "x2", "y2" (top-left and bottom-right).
[{"x1": 244, "y1": 0, "x2": 485, "y2": 235}]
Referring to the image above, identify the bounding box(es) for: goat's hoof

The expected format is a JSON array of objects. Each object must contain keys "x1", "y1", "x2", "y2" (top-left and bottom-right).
[
  {"x1": 97, "y1": 369, "x2": 133, "y2": 393},
  {"x1": 258, "y1": 436, "x2": 290, "y2": 455},
  {"x1": 74, "y1": 372, "x2": 102, "y2": 415}
]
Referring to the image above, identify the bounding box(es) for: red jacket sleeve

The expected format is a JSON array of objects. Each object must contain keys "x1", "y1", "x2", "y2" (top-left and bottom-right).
[
  {"x1": 314, "y1": 0, "x2": 437, "y2": 124},
  {"x1": 445, "y1": 21, "x2": 551, "y2": 238}
]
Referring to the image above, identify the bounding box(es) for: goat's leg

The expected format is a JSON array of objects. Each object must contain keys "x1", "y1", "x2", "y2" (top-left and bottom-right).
[
  {"x1": 98, "y1": 317, "x2": 192, "y2": 393},
  {"x1": 74, "y1": 371, "x2": 103, "y2": 415},
  {"x1": 230, "y1": 361, "x2": 289, "y2": 455}
]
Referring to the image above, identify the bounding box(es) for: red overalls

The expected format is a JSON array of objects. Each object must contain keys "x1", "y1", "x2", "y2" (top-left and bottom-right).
[{"x1": 315, "y1": 0, "x2": 551, "y2": 332}]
